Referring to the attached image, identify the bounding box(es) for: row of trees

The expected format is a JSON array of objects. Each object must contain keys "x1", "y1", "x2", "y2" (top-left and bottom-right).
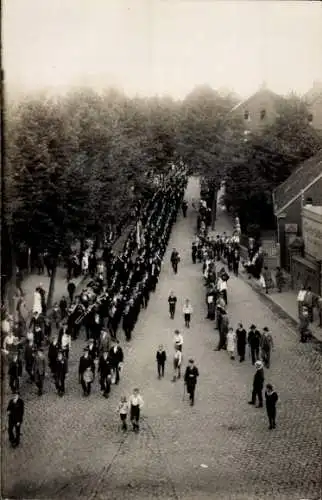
[{"x1": 3, "y1": 84, "x2": 321, "y2": 306}]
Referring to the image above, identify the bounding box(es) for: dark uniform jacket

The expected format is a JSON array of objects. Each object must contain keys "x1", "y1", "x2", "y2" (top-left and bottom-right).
[
  {"x1": 7, "y1": 398, "x2": 24, "y2": 423},
  {"x1": 184, "y1": 366, "x2": 199, "y2": 387},
  {"x1": 156, "y1": 350, "x2": 166, "y2": 364},
  {"x1": 78, "y1": 356, "x2": 95, "y2": 379},
  {"x1": 109, "y1": 346, "x2": 124, "y2": 366},
  {"x1": 98, "y1": 356, "x2": 112, "y2": 377},
  {"x1": 253, "y1": 368, "x2": 264, "y2": 389}
]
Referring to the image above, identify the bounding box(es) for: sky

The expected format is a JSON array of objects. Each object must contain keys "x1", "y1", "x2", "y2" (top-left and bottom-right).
[{"x1": 3, "y1": 0, "x2": 322, "y2": 100}]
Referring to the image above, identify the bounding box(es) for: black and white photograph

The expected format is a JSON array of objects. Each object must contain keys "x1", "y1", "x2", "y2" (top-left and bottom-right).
[{"x1": 1, "y1": 1, "x2": 322, "y2": 499}]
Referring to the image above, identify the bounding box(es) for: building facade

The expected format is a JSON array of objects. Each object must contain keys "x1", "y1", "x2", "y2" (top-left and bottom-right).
[
  {"x1": 273, "y1": 150, "x2": 322, "y2": 272},
  {"x1": 229, "y1": 86, "x2": 284, "y2": 134}
]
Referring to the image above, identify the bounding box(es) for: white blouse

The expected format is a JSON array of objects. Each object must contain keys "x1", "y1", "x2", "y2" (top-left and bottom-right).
[
  {"x1": 129, "y1": 394, "x2": 144, "y2": 408},
  {"x1": 183, "y1": 304, "x2": 193, "y2": 314}
]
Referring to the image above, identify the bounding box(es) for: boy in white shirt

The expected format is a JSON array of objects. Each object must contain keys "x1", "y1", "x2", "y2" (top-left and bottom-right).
[
  {"x1": 129, "y1": 388, "x2": 144, "y2": 432},
  {"x1": 226, "y1": 327, "x2": 236, "y2": 360}
]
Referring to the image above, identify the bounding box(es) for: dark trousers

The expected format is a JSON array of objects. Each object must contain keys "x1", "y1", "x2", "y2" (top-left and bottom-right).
[
  {"x1": 68, "y1": 290, "x2": 75, "y2": 303},
  {"x1": 217, "y1": 331, "x2": 227, "y2": 350},
  {"x1": 100, "y1": 375, "x2": 111, "y2": 396},
  {"x1": 169, "y1": 304, "x2": 176, "y2": 318},
  {"x1": 266, "y1": 407, "x2": 276, "y2": 428},
  {"x1": 130, "y1": 405, "x2": 140, "y2": 430},
  {"x1": 222, "y1": 290, "x2": 228, "y2": 305},
  {"x1": 9, "y1": 375, "x2": 20, "y2": 393},
  {"x1": 172, "y1": 261, "x2": 178, "y2": 274},
  {"x1": 261, "y1": 349, "x2": 271, "y2": 368},
  {"x1": 157, "y1": 362, "x2": 165, "y2": 377},
  {"x1": 192, "y1": 253, "x2": 197, "y2": 264},
  {"x1": 251, "y1": 386, "x2": 263, "y2": 406},
  {"x1": 112, "y1": 364, "x2": 120, "y2": 384},
  {"x1": 187, "y1": 383, "x2": 196, "y2": 404},
  {"x1": 55, "y1": 377, "x2": 65, "y2": 395},
  {"x1": 250, "y1": 346, "x2": 260, "y2": 365},
  {"x1": 184, "y1": 313, "x2": 191, "y2": 327},
  {"x1": 35, "y1": 373, "x2": 44, "y2": 395},
  {"x1": 8, "y1": 419, "x2": 21, "y2": 446},
  {"x1": 237, "y1": 344, "x2": 246, "y2": 362},
  {"x1": 120, "y1": 413, "x2": 127, "y2": 430},
  {"x1": 81, "y1": 380, "x2": 92, "y2": 395},
  {"x1": 233, "y1": 262, "x2": 239, "y2": 276}
]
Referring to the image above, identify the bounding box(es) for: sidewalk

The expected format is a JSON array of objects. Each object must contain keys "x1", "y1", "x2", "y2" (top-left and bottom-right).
[{"x1": 209, "y1": 195, "x2": 322, "y2": 343}]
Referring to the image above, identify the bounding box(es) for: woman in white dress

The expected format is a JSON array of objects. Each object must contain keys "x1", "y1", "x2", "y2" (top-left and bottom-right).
[{"x1": 33, "y1": 290, "x2": 42, "y2": 315}]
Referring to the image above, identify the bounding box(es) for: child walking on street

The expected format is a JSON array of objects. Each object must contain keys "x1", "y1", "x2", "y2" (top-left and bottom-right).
[
  {"x1": 129, "y1": 388, "x2": 144, "y2": 432},
  {"x1": 156, "y1": 345, "x2": 167, "y2": 379},
  {"x1": 227, "y1": 327, "x2": 236, "y2": 360},
  {"x1": 265, "y1": 384, "x2": 278, "y2": 429},
  {"x1": 172, "y1": 346, "x2": 182, "y2": 382},
  {"x1": 117, "y1": 396, "x2": 129, "y2": 431}
]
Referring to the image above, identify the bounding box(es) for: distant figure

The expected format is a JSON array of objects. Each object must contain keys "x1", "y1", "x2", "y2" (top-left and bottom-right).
[
  {"x1": 265, "y1": 383, "x2": 278, "y2": 430},
  {"x1": 7, "y1": 392, "x2": 24, "y2": 448}
]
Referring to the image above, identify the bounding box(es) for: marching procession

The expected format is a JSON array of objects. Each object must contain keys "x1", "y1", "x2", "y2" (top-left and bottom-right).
[{"x1": 3, "y1": 166, "x2": 191, "y2": 445}]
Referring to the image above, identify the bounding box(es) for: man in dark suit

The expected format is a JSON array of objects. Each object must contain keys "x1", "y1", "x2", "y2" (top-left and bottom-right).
[
  {"x1": 98, "y1": 351, "x2": 112, "y2": 398},
  {"x1": 184, "y1": 359, "x2": 199, "y2": 406},
  {"x1": 109, "y1": 340, "x2": 124, "y2": 385},
  {"x1": 7, "y1": 392, "x2": 24, "y2": 447}
]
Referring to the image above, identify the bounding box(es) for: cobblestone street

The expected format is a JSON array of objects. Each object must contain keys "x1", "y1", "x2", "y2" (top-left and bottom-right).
[{"x1": 2, "y1": 177, "x2": 321, "y2": 500}]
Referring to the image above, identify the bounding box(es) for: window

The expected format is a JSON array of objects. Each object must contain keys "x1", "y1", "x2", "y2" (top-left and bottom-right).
[
  {"x1": 308, "y1": 113, "x2": 313, "y2": 123},
  {"x1": 260, "y1": 109, "x2": 266, "y2": 120},
  {"x1": 244, "y1": 110, "x2": 250, "y2": 120}
]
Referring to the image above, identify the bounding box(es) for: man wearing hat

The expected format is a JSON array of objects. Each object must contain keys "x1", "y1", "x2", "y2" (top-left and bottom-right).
[
  {"x1": 109, "y1": 340, "x2": 124, "y2": 385},
  {"x1": 248, "y1": 360, "x2": 265, "y2": 408},
  {"x1": 7, "y1": 391, "x2": 24, "y2": 447},
  {"x1": 260, "y1": 327, "x2": 274, "y2": 368},
  {"x1": 247, "y1": 325, "x2": 261, "y2": 365},
  {"x1": 33, "y1": 347, "x2": 46, "y2": 396},
  {"x1": 54, "y1": 351, "x2": 67, "y2": 396},
  {"x1": 98, "y1": 350, "x2": 112, "y2": 398},
  {"x1": 78, "y1": 348, "x2": 95, "y2": 396},
  {"x1": 8, "y1": 352, "x2": 22, "y2": 393},
  {"x1": 184, "y1": 359, "x2": 199, "y2": 406}
]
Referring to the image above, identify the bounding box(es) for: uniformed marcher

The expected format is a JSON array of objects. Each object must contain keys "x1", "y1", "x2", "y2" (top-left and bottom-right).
[
  {"x1": 170, "y1": 248, "x2": 180, "y2": 274},
  {"x1": 184, "y1": 359, "x2": 199, "y2": 406},
  {"x1": 236, "y1": 323, "x2": 247, "y2": 362}
]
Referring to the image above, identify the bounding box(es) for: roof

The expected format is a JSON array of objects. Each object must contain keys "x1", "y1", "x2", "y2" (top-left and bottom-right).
[
  {"x1": 230, "y1": 88, "x2": 284, "y2": 113},
  {"x1": 273, "y1": 149, "x2": 322, "y2": 215}
]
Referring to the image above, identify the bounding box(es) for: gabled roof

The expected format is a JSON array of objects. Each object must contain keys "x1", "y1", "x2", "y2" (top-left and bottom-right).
[
  {"x1": 273, "y1": 149, "x2": 322, "y2": 215},
  {"x1": 230, "y1": 88, "x2": 284, "y2": 113}
]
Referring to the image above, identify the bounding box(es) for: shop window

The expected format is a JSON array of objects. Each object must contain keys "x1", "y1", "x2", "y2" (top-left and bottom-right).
[{"x1": 244, "y1": 110, "x2": 250, "y2": 120}]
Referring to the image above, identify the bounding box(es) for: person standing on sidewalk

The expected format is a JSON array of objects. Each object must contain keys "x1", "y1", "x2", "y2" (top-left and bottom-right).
[
  {"x1": 184, "y1": 359, "x2": 199, "y2": 406},
  {"x1": 168, "y1": 291, "x2": 177, "y2": 319},
  {"x1": 183, "y1": 299, "x2": 193, "y2": 328},
  {"x1": 156, "y1": 345, "x2": 166, "y2": 379},
  {"x1": 129, "y1": 388, "x2": 144, "y2": 432},
  {"x1": 33, "y1": 347, "x2": 46, "y2": 396},
  {"x1": 67, "y1": 280, "x2": 76, "y2": 303},
  {"x1": 236, "y1": 323, "x2": 247, "y2": 362},
  {"x1": 24, "y1": 337, "x2": 36, "y2": 383},
  {"x1": 260, "y1": 327, "x2": 274, "y2": 368},
  {"x1": 248, "y1": 324, "x2": 261, "y2": 365},
  {"x1": 248, "y1": 361, "x2": 265, "y2": 408},
  {"x1": 7, "y1": 392, "x2": 24, "y2": 448},
  {"x1": 191, "y1": 241, "x2": 197, "y2": 264},
  {"x1": 297, "y1": 285, "x2": 306, "y2": 318},
  {"x1": 265, "y1": 384, "x2": 278, "y2": 430},
  {"x1": 226, "y1": 327, "x2": 236, "y2": 360}
]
